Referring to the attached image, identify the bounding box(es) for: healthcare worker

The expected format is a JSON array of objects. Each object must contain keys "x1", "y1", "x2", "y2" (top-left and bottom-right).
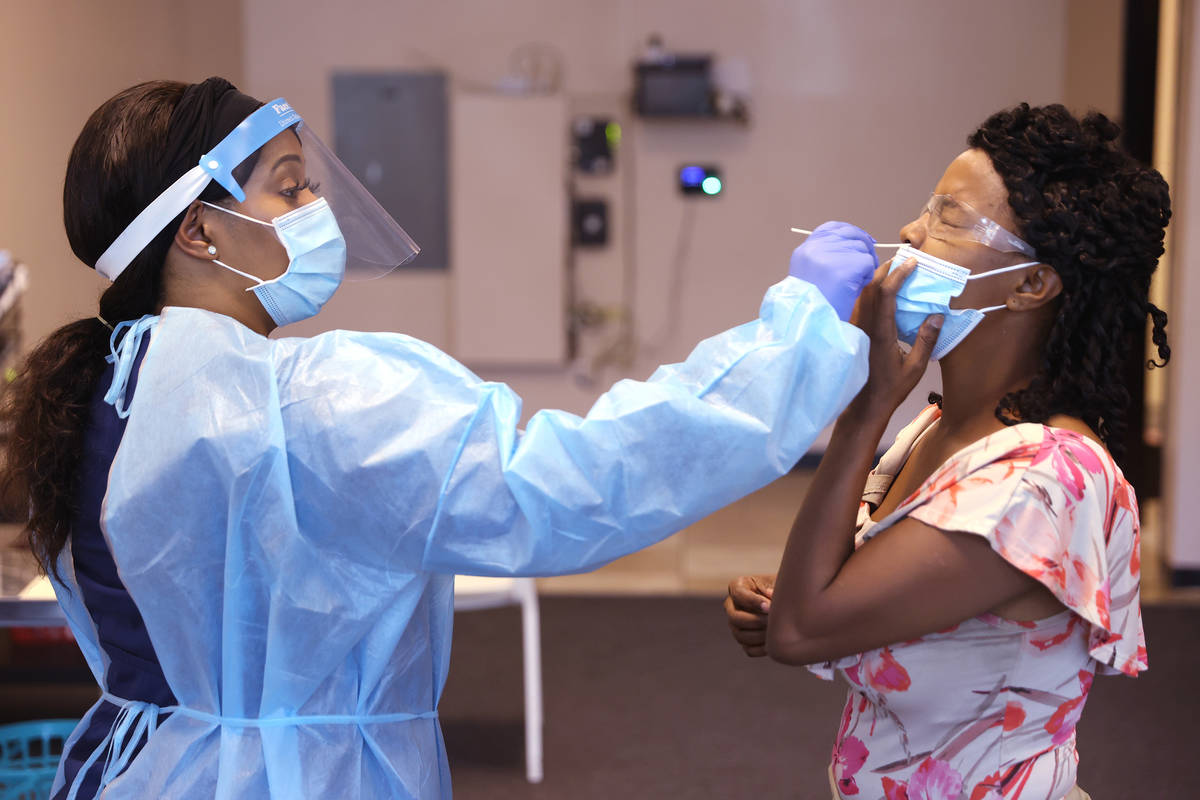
[{"x1": 0, "y1": 78, "x2": 887, "y2": 799}]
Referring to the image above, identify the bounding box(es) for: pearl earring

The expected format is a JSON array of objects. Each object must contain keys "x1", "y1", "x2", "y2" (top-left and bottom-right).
[{"x1": 207, "y1": 245, "x2": 217, "y2": 256}]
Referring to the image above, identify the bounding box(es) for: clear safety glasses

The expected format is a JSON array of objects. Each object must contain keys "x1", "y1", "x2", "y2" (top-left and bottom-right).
[{"x1": 919, "y1": 193, "x2": 1036, "y2": 258}]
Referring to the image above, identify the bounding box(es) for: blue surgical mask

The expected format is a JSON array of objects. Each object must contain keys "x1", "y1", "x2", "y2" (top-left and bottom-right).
[
  {"x1": 201, "y1": 198, "x2": 347, "y2": 327},
  {"x1": 889, "y1": 244, "x2": 1038, "y2": 360}
]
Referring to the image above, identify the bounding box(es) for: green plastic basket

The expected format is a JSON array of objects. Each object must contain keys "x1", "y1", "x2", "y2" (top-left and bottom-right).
[{"x1": 0, "y1": 720, "x2": 77, "y2": 800}]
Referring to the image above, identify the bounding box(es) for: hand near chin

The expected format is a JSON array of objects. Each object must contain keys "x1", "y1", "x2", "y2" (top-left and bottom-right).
[
  {"x1": 724, "y1": 574, "x2": 775, "y2": 657},
  {"x1": 849, "y1": 257, "x2": 942, "y2": 418}
]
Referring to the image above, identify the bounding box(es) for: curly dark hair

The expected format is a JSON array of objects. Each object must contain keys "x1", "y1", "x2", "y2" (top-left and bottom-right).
[{"x1": 965, "y1": 103, "x2": 1170, "y2": 461}]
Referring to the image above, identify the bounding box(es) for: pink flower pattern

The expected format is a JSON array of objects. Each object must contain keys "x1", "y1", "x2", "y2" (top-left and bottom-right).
[
  {"x1": 814, "y1": 409, "x2": 1143, "y2": 799},
  {"x1": 908, "y1": 757, "x2": 964, "y2": 799},
  {"x1": 878, "y1": 757, "x2": 964, "y2": 799},
  {"x1": 846, "y1": 646, "x2": 912, "y2": 693},
  {"x1": 1044, "y1": 670, "x2": 1094, "y2": 746},
  {"x1": 832, "y1": 699, "x2": 869, "y2": 795},
  {"x1": 832, "y1": 735, "x2": 868, "y2": 795}
]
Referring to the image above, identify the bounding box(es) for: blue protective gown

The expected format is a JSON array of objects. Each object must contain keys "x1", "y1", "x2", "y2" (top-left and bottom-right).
[{"x1": 50, "y1": 277, "x2": 867, "y2": 798}]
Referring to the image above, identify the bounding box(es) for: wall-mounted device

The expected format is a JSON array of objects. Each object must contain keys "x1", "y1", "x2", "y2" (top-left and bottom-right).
[
  {"x1": 633, "y1": 35, "x2": 749, "y2": 122},
  {"x1": 679, "y1": 165, "x2": 723, "y2": 197},
  {"x1": 572, "y1": 198, "x2": 610, "y2": 246},
  {"x1": 634, "y1": 55, "x2": 715, "y2": 117},
  {"x1": 573, "y1": 117, "x2": 619, "y2": 174}
]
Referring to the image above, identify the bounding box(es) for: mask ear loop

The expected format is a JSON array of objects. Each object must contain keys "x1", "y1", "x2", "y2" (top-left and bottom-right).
[
  {"x1": 963, "y1": 262, "x2": 1039, "y2": 315},
  {"x1": 199, "y1": 200, "x2": 273, "y2": 227},
  {"x1": 963, "y1": 261, "x2": 1040, "y2": 280},
  {"x1": 211, "y1": 259, "x2": 266, "y2": 289},
  {"x1": 200, "y1": 201, "x2": 273, "y2": 290}
]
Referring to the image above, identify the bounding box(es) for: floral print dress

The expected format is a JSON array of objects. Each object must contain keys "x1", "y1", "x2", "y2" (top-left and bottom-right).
[{"x1": 808, "y1": 406, "x2": 1145, "y2": 799}]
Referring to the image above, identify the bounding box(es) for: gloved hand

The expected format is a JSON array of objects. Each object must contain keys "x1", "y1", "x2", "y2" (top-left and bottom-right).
[{"x1": 788, "y1": 221, "x2": 879, "y2": 322}]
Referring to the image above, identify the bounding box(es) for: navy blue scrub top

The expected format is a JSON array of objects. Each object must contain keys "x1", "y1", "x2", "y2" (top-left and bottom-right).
[{"x1": 54, "y1": 336, "x2": 175, "y2": 800}]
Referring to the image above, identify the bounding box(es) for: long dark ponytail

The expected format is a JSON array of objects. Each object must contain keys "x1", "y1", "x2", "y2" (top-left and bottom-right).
[{"x1": 0, "y1": 78, "x2": 250, "y2": 578}]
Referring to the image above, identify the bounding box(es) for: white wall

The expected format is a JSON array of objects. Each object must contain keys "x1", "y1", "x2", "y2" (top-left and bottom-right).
[
  {"x1": 3, "y1": 1, "x2": 1136, "y2": 473},
  {"x1": 0, "y1": 0, "x2": 243, "y2": 349},
  {"x1": 1065, "y1": 0, "x2": 1125, "y2": 118},
  {"x1": 244, "y1": 0, "x2": 1072, "y2": 438},
  {"x1": 1164, "y1": 3, "x2": 1200, "y2": 573},
  {"x1": 6, "y1": 0, "x2": 1174, "y2": 581}
]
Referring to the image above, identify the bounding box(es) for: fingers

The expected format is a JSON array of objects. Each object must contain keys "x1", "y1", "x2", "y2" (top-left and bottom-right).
[
  {"x1": 725, "y1": 577, "x2": 773, "y2": 658},
  {"x1": 730, "y1": 622, "x2": 768, "y2": 657},
  {"x1": 724, "y1": 598, "x2": 769, "y2": 657},
  {"x1": 852, "y1": 261, "x2": 894, "y2": 327},
  {"x1": 869, "y1": 258, "x2": 894, "y2": 286},
  {"x1": 903, "y1": 314, "x2": 943, "y2": 373},
  {"x1": 800, "y1": 231, "x2": 877, "y2": 261},
  {"x1": 811, "y1": 221, "x2": 876, "y2": 249},
  {"x1": 732, "y1": 634, "x2": 767, "y2": 658},
  {"x1": 848, "y1": 294, "x2": 865, "y2": 328},
  {"x1": 880, "y1": 255, "x2": 917, "y2": 292},
  {"x1": 725, "y1": 603, "x2": 768, "y2": 630},
  {"x1": 752, "y1": 574, "x2": 775, "y2": 599},
  {"x1": 728, "y1": 575, "x2": 773, "y2": 613},
  {"x1": 858, "y1": 257, "x2": 912, "y2": 340}
]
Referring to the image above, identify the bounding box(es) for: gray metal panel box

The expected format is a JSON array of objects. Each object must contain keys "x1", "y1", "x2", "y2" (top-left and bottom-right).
[{"x1": 332, "y1": 72, "x2": 448, "y2": 270}]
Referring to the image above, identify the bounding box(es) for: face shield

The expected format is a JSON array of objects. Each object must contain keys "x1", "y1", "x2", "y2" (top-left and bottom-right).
[{"x1": 95, "y1": 99, "x2": 418, "y2": 283}]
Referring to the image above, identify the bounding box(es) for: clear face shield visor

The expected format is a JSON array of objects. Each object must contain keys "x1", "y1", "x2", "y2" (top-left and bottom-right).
[
  {"x1": 95, "y1": 99, "x2": 418, "y2": 282},
  {"x1": 918, "y1": 193, "x2": 1036, "y2": 259}
]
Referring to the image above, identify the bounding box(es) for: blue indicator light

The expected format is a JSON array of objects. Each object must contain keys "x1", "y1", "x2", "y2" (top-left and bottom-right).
[{"x1": 680, "y1": 165, "x2": 706, "y2": 186}]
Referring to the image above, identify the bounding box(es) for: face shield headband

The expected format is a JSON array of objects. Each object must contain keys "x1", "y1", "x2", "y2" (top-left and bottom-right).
[{"x1": 94, "y1": 98, "x2": 418, "y2": 282}]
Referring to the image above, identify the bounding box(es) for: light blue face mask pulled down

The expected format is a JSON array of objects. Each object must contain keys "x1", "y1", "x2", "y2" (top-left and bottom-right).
[
  {"x1": 202, "y1": 197, "x2": 347, "y2": 327},
  {"x1": 889, "y1": 244, "x2": 1038, "y2": 359}
]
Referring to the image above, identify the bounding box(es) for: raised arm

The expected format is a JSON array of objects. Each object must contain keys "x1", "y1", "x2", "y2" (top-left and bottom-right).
[
  {"x1": 423, "y1": 277, "x2": 869, "y2": 576},
  {"x1": 763, "y1": 261, "x2": 1039, "y2": 665}
]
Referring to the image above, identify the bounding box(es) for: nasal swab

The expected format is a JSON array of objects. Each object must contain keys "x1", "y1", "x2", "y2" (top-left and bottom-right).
[{"x1": 790, "y1": 228, "x2": 904, "y2": 248}]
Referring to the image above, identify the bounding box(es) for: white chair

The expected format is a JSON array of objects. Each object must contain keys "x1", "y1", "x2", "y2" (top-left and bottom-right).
[{"x1": 452, "y1": 576, "x2": 543, "y2": 783}]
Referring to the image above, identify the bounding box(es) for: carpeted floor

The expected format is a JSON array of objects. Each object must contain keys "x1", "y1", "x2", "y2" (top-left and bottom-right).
[{"x1": 441, "y1": 597, "x2": 1199, "y2": 799}]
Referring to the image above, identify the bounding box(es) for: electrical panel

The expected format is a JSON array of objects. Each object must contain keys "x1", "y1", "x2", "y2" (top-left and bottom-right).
[{"x1": 333, "y1": 72, "x2": 449, "y2": 270}]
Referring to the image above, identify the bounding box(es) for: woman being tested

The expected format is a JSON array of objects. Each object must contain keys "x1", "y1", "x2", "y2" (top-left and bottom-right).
[
  {"x1": 725, "y1": 104, "x2": 1168, "y2": 798},
  {"x1": 1, "y1": 78, "x2": 883, "y2": 799}
]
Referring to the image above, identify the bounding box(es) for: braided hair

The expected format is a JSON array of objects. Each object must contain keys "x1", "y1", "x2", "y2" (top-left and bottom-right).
[{"x1": 966, "y1": 104, "x2": 1170, "y2": 460}]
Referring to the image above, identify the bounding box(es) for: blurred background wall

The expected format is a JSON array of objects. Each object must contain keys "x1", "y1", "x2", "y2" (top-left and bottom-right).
[{"x1": 2, "y1": 0, "x2": 1196, "y2": 587}]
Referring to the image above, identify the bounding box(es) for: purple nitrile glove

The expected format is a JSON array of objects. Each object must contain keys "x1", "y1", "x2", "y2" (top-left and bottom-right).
[{"x1": 788, "y1": 221, "x2": 879, "y2": 322}]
